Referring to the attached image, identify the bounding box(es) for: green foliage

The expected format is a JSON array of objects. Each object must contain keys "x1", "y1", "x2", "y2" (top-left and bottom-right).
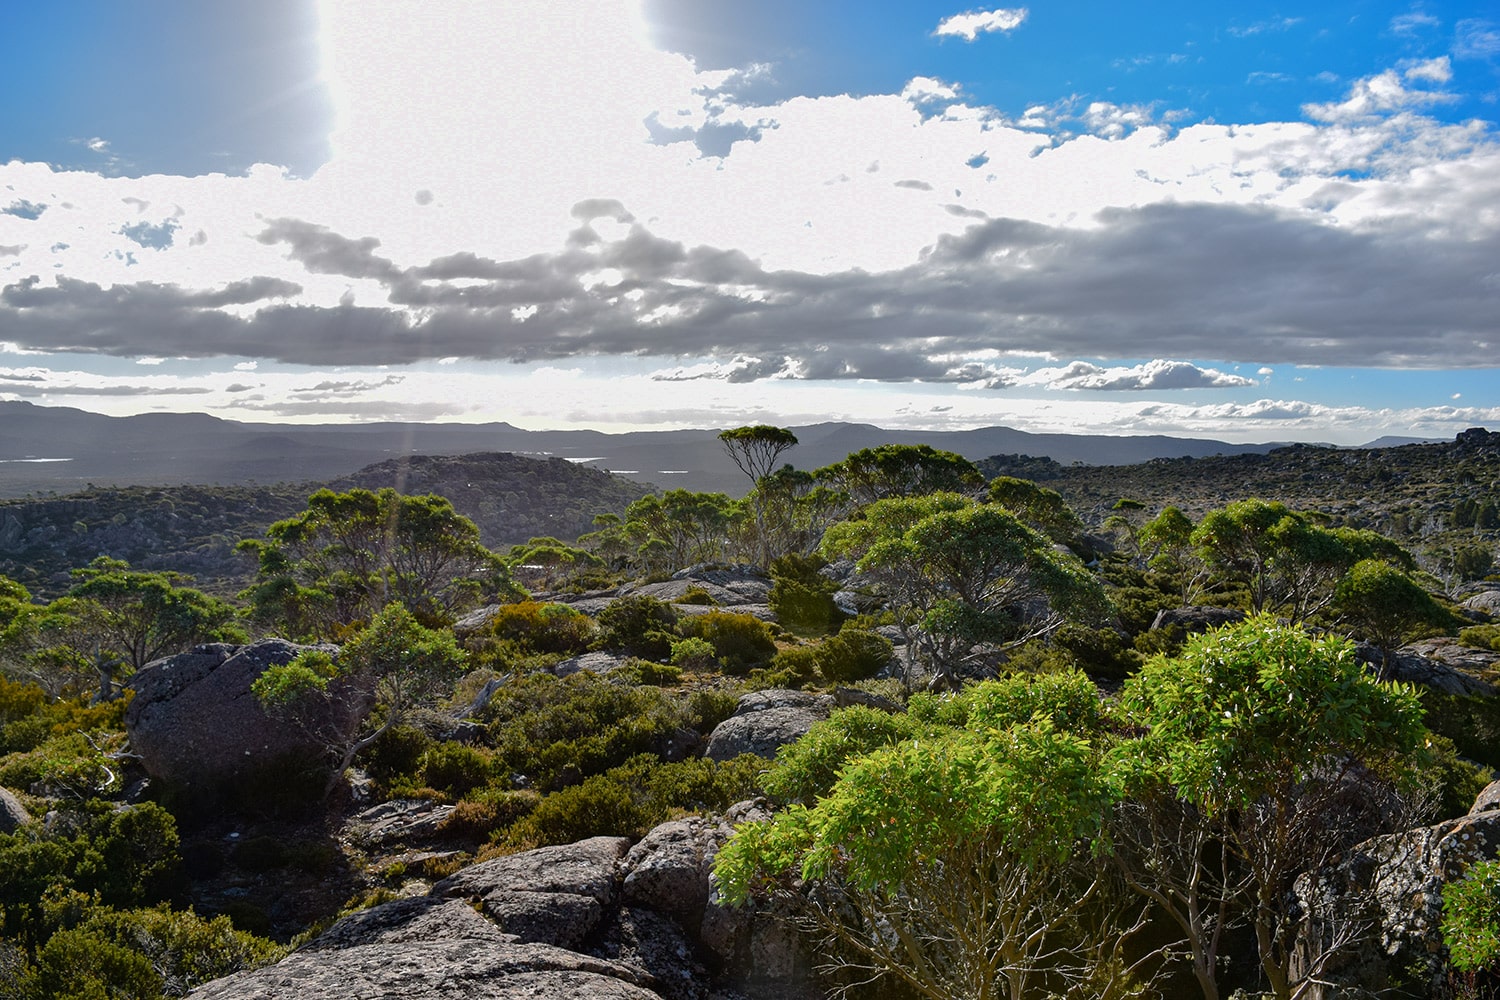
[
  {"x1": 667, "y1": 637, "x2": 716, "y2": 671},
  {"x1": 767, "y1": 553, "x2": 843, "y2": 633},
  {"x1": 1420, "y1": 689, "x2": 1500, "y2": 770},
  {"x1": 811, "y1": 626, "x2": 893, "y2": 683},
  {"x1": 420, "y1": 742, "x2": 496, "y2": 798},
  {"x1": 359, "y1": 724, "x2": 433, "y2": 790},
  {"x1": 761, "y1": 705, "x2": 930, "y2": 805},
  {"x1": 0, "y1": 730, "x2": 119, "y2": 798},
  {"x1": 64, "y1": 557, "x2": 243, "y2": 697},
  {"x1": 0, "y1": 801, "x2": 182, "y2": 952},
  {"x1": 766, "y1": 645, "x2": 819, "y2": 687},
  {"x1": 1443, "y1": 860, "x2": 1500, "y2": 973},
  {"x1": 1459, "y1": 624, "x2": 1500, "y2": 653},
  {"x1": 1119, "y1": 616, "x2": 1426, "y2": 810},
  {"x1": 478, "y1": 601, "x2": 594, "y2": 657},
  {"x1": 1334, "y1": 559, "x2": 1456, "y2": 675},
  {"x1": 911, "y1": 668, "x2": 1109, "y2": 736},
  {"x1": 595, "y1": 594, "x2": 678, "y2": 659},
  {"x1": 823, "y1": 492, "x2": 1111, "y2": 686},
  {"x1": 1421, "y1": 733, "x2": 1496, "y2": 820},
  {"x1": 814, "y1": 444, "x2": 982, "y2": 506},
  {"x1": 482, "y1": 672, "x2": 699, "y2": 792},
  {"x1": 986, "y1": 475, "x2": 1086, "y2": 546},
  {"x1": 438, "y1": 787, "x2": 540, "y2": 842},
  {"x1": 240, "y1": 487, "x2": 514, "y2": 637},
  {"x1": 676, "y1": 610, "x2": 778, "y2": 674},
  {"x1": 503, "y1": 753, "x2": 764, "y2": 848},
  {"x1": 717, "y1": 426, "x2": 799, "y2": 485}
]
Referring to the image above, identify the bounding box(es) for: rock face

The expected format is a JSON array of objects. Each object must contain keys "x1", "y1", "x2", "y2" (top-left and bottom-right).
[
  {"x1": 703, "y1": 690, "x2": 834, "y2": 762},
  {"x1": 124, "y1": 640, "x2": 358, "y2": 797},
  {"x1": 1292, "y1": 785, "x2": 1500, "y2": 998},
  {"x1": 1149, "y1": 606, "x2": 1246, "y2": 635},
  {"x1": 0, "y1": 787, "x2": 30, "y2": 833},
  {"x1": 189, "y1": 804, "x2": 814, "y2": 1000},
  {"x1": 1383, "y1": 638, "x2": 1499, "y2": 696}
]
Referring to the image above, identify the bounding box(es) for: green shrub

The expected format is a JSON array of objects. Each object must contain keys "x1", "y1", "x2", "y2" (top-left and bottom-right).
[
  {"x1": 1422, "y1": 733, "x2": 1495, "y2": 820},
  {"x1": 439, "y1": 788, "x2": 540, "y2": 842},
  {"x1": 911, "y1": 669, "x2": 1108, "y2": 736},
  {"x1": 596, "y1": 595, "x2": 678, "y2": 658},
  {"x1": 677, "y1": 610, "x2": 777, "y2": 674},
  {"x1": 1459, "y1": 624, "x2": 1500, "y2": 653},
  {"x1": 503, "y1": 753, "x2": 764, "y2": 848},
  {"x1": 669, "y1": 637, "x2": 717, "y2": 671},
  {"x1": 678, "y1": 585, "x2": 717, "y2": 605},
  {"x1": 1443, "y1": 859, "x2": 1500, "y2": 975},
  {"x1": 484, "y1": 673, "x2": 692, "y2": 791},
  {"x1": 0, "y1": 731, "x2": 116, "y2": 798},
  {"x1": 360, "y1": 725, "x2": 433, "y2": 790},
  {"x1": 482, "y1": 601, "x2": 595, "y2": 655},
  {"x1": 768, "y1": 645, "x2": 819, "y2": 687},
  {"x1": 762, "y1": 705, "x2": 928, "y2": 805},
  {"x1": 421, "y1": 742, "x2": 496, "y2": 798},
  {"x1": 1053, "y1": 623, "x2": 1143, "y2": 679},
  {"x1": 1421, "y1": 689, "x2": 1500, "y2": 770},
  {"x1": 813, "y1": 627, "x2": 894, "y2": 682},
  {"x1": 620, "y1": 659, "x2": 684, "y2": 686},
  {"x1": 768, "y1": 554, "x2": 844, "y2": 633}
]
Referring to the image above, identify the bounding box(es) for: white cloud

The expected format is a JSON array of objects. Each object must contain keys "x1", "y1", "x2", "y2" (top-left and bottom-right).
[
  {"x1": 1404, "y1": 56, "x2": 1452, "y2": 84},
  {"x1": 1390, "y1": 12, "x2": 1441, "y2": 35},
  {"x1": 1454, "y1": 18, "x2": 1500, "y2": 59},
  {"x1": 1303, "y1": 64, "x2": 1458, "y2": 122},
  {"x1": 1022, "y1": 359, "x2": 1258, "y2": 392},
  {"x1": 902, "y1": 76, "x2": 961, "y2": 103},
  {"x1": 934, "y1": 8, "x2": 1028, "y2": 42}
]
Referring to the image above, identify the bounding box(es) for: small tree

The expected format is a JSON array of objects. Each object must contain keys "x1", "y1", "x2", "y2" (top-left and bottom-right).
[
  {"x1": 815, "y1": 444, "x2": 982, "y2": 507},
  {"x1": 252, "y1": 603, "x2": 467, "y2": 794},
  {"x1": 719, "y1": 425, "x2": 798, "y2": 567},
  {"x1": 822, "y1": 493, "x2": 1110, "y2": 689},
  {"x1": 1333, "y1": 559, "x2": 1456, "y2": 679},
  {"x1": 1114, "y1": 617, "x2": 1428, "y2": 1000},
  {"x1": 65, "y1": 558, "x2": 243, "y2": 701}
]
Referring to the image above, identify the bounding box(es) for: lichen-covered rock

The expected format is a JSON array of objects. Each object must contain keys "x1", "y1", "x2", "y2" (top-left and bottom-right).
[
  {"x1": 623, "y1": 817, "x2": 728, "y2": 926},
  {"x1": 702, "y1": 691, "x2": 832, "y2": 762},
  {"x1": 0, "y1": 787, "x2": 30, "y2": 834},
  {"x1": 124, "y1": 640, "x2": 359, "y2": 796},
  {"x1": 433, "y1": 836, "x2": 629, "y2": 948},
  {"x1": 1292, "y1": 808, "x2": 1500, "y2": 998},
  {"x1": 346, "y1": 798, "x2": 456, "y2": 849},
  {"x1": 1471, "y1": 780, "x2": 1500, "y2": 816},
  {"x1": 1384, "y1": 638, "x2": 1499, "y2": 696}
]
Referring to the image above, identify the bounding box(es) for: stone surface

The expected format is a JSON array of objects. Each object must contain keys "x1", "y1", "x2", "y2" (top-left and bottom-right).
[
  {"x1": 1292, "y1": 809, "x2": 1500, "y2": 998},
  {"x1": 703, "y1": 691, "x2": 833, "y2": 762},
  {"x1": 623, "y1": 817, "x2": 727, "y2": 926},
  {"x1": 1383, "y1": 638, "x2": 1497, "y2": 696},
  {"x1": 1471, "y1": 780, "x2": 1500, "y2": 815},
  {"x1": 1149, "y1": 606, "x2": 1246, "y2": 634},
  {"x1": 346, "y1": 798, "x2": 457, "y2": 848},
  {"x1": 124, "y1": 640, "x2": 359, "y2": 795},
  {"x1": 1461, "y1": 589, "x2": 1500, "y2": 619},
  {"x1": 0, "y1": 786, "x2": 30, "y2": 834}
]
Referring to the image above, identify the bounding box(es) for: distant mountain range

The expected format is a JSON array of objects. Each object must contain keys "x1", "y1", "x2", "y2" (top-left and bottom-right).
[{"x1": 0, "y1": 400, "x2": 1438, "y2": 499}]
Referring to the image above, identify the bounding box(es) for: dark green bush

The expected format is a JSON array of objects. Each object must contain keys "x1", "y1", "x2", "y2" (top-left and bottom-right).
[
  {"x1": 1053, "y1": 623, "x2": 1143, "y2": 679},
  {"x1": 768, "y1": 554, "x2": 843, "y2": 633},
  {"x1": 677, "y1": 610, "x2": 777, "y2": 674},
  {"x1": 481, "y1": 601, "x2": 595, "y2": 656},
  {"x1": 1459, "y1": 624, "x2": 1500, "y2": 653},
  {"x1": 360, "y1": 725, "x2": 433, "y2": 789},
  {"x1": 483, "y1": 673, "x2": 692, "y2": 791},
  {"x1": 813, "y1": 627, "x2": 894, "y2": 682},
  {"x1": 678, "y1": 585, "x2": 717, "y2": 605},
  {"x1": 619, "y1": 658, "x2": 685, "y2": 686},
  {"x1": 438, "y1": 788, "x2": 540, "y2": 842},
  {"x1": 421, "y1": 742, "x2": 496, "y2": 798},
  {"x1": 1421, "y1": 689, "x2": 1500, "y2": 770},
  {"x1": 668, "y1": 637, "x2": 716, "y2": 671},
  {"x1": 596, "y1": 595, "x2": 678, "y2": 658},
  {"x1": 1422, "y1": 733, "x2": 1495, "y2": 820},
  {"x1": 768, "y1": 645, "x2": 819, "y2": 687},
  {"x1": 503, "y1": 753, "x2": 764, "y2": 848}
]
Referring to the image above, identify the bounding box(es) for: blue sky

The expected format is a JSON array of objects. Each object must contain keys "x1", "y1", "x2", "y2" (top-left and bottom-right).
[{"x1": 0, "y1": 1, "x2": 1497, "y2": 444}]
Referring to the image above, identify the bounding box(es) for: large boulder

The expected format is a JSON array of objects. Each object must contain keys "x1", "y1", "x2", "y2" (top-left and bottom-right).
[
  {"x1": 124, "y1": 640, "x2": 358, "y2": 797},
  {"x1": 703, "y1": 690, "x2": 834, "y2": 762},
  {"x1": 188, "y1": 897, "x2": 660, "y2": 1000},
  {"x1": 1291, "y1": 787, "x2": 1500, "y2": 998},
  {"x1": 1385, "y1": 638, "x2": 1499, "y2": 696},
  {"x1": 0, "y1": 787, "x2": 30, "y2": 834},
  {"x1": 433, "y1": 836, "x2": 629, "y2": 949}
]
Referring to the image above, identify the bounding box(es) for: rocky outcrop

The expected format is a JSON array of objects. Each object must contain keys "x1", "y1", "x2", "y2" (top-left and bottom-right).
[
  {"x1": 124, "y1": 640, "x2": 358, "y2": 797},
  {"x1": 1149, "y1": 606, "x2": 1246, "y2": 634},
  {"x1": 0, "y1": 787, "x2": 30, "y2": 833},
  {"x1": 190, "y1": 804, "x2": 813, "y2": 1000},
  {"x1": 1292, "y1": 784, "x2": 1500, "y2": 998},
  {"x1": 703, "y1": 690, "x2": 834, "y2": 762},
  {"x1": 1383, "y1": 638, "x2": 1499, "y2": 697},
  {"x1": 1461, "y1": 589, "x2": 1500, "y2": 620}
]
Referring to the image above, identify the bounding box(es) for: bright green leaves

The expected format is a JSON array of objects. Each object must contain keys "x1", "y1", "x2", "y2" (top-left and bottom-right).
[{"x1": 1443, "y1": 859, "x2": 1500, "y2": 974}]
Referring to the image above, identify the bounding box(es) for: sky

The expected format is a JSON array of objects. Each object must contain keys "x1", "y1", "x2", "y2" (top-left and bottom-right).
[{"x1": 1, "y1": 1, "x2": 1498, "y2": 445}]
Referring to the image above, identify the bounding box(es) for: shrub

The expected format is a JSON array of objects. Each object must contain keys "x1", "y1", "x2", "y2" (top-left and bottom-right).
[
  {"x1": 619, "y1": 659, "x2": 684, "y2": 686},
  {"x1": 0, "y1": 731, "x2": 117, "y2": 798},
  {"x1": 360, "y1": 724, "x2": 433, "y2": 790},
  {"x1": 813, "y1": 627, "x2": 894, "y2": 683},
  {"x1": 768, "y1": 645, "x2": 819, "y2": 687},
  {"x1": 419, "y1": 742, "x2": 496, "y2": 798},
  {"x1": 482, "y1": 601, "x2": 595, "y2": 656},
  {"x1": 438, "y1": 788, "x2": 540, "y2": 842},
  {"x1": 677, "y1": 611, "x2": 777, "y2": 674},
  {"x1": 596, "y1": 595, "x2": 678, "y2": 658},
  {"x1": 762, "y1": 705, "x2": 928, "y2": 805},
  {"x1": 1421, "y1": 689, "x2": 1500, "y2": 770},
  {"x1": 484, "y1": 673, "x2": 691, "y2": 791},
  {"x1": 1459, "y1": 624, "x2": 1500, "y2": 653},
  {"x1": 1052, "y1": 623, "x2": 1143, "y2": 679},
  {"x1": 503, "y1": 753, "x2": 764, "y2": 847},
  {"x1": 669, "y1": 637, "x2": 716, "y2": 671},
  {"x1": 678, "y1": 585, "x2": 718, "y2": 605},
  {"x1": 768, "y1": 554, "x2": 843, "y2": 633},
  {"x1": 1443, "y1": 859, "x2": 1500, "y2": 978}
]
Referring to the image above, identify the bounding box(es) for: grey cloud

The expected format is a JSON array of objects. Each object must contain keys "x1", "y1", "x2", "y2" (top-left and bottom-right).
[
  {"x1": 570, "y1": 199, "x2": 635, "y2": 223},
  {"x1": 296, "y1": 375, "x2": 406, "y2": 394},
  {"x1": 1039, "y1": 360, "x2": 1258, "y2": 391},
  {"x1": 224, "y1": 383, "x2": 257, "y2": 392},
  {"x1": 895, "y1": 180, "x2": 934, "y2": 191},
  {"x1": 0, "y1": 381, "x2": 211, "y2": 398},
  {"x1": 0, "y1": 371, "x2": 45, "y2": 382},
  {"x1": 225, "y1": 398, "x2": 469, "y2": 420},
  {"x1": 2, "y1": 200, "x2": 47, "y2": 220},
  {"x1": 0, "y1": 201, "x2": 1495, "y2": 376},
  {"x1": 645, "y1": 113, "x2": 767, "y2": 158},
  {"x1": 122, "y1": 197, "x2": 150, "y2": 213},
  {"x1": 256, "y1": 218, "x2": 401, "y2": 282},
  {"x1": 0, "y1": 244, "x2": 23, "y2": 256}
]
